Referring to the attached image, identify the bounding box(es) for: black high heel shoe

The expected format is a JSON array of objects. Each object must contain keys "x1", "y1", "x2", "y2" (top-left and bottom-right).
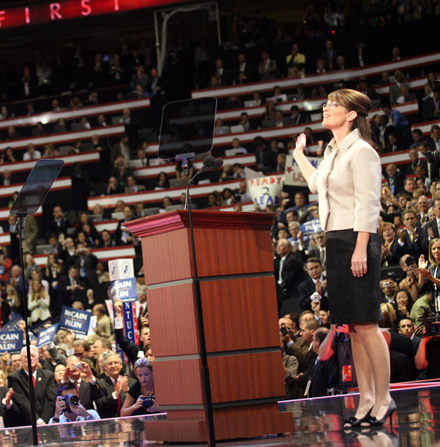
[
  {"x1": 361, "y1": 399, "x2": 396, "y2": 427},
  {"x1": 343, "y1": 408, "x2": 372, "y2": 428}
]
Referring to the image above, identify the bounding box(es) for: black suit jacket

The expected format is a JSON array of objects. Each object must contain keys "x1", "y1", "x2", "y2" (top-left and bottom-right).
[
  {"x1": 309, "y1": 356, "x2": 338, "y2": 397},
  {"x1": 274, "y1": 252, "x2": 305, "y2": 302},
  {"x1": 96, "y1": 375, "x2": 137, "y2": 418},
  {"x1": 422, "y1": 220, "x2": 440, "y2": 253},
  {"x1": 57, "y1": 274, "x2": 88, "y2": 308},
  {"x1": 8, "y1": 369, "x2": 56, "y2": 425},
  {"x1": 298, "y1": 276, "x2": 329, "y2": 311}
]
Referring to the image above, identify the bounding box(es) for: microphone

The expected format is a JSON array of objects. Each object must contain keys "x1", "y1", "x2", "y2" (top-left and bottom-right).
[
  {"x1": 202, "y1": 155, "x2": 215, "y2": 169},
  {"x1": 212, "y1": 158, "x2": 224, "y2": 169}
]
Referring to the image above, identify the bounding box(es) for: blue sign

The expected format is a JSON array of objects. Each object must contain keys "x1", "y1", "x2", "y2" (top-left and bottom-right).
[
  {"x1": 37, "y1": 324, "x2": 59, "y2": 348},
  {"x1": 0, "y1": 331, "x2": 23, "y2": 353},
  {"x1": 59, "y1": 306, "x2": 92, "y2": 336},
  {"x1": 122, "y1": 301, "x2": 137, "y2": 344},
  {"x1": 1, "y1": 314, "x2": 23, "y2": 332},
  {"x1": 109, "y1": 278, "x2": 138, "y2": 302},
  {"x1": 300, "y1": 218, "x2": 323, "y2": 235}
]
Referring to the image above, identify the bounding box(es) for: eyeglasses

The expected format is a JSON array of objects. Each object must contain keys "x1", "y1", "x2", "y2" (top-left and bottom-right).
[{"x1": 322, "y1": 101, "x2": 345, "y2": 110}]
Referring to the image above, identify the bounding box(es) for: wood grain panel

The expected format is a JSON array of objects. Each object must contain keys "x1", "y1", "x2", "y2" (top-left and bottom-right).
[
  {"x1": 194, "y1": 227, "x2": 273, "y2": 277},
  {"x1": 141, "y1": 228, "x2": 193, "y2": 284},
  {"x1": 154, "y1": 359, "x2": 203, "y2": 405},
  {"x1": 148, "y1": 283, "x2": 199, "y2": 357},
  {"x1": 200, "y1": 276, "x2": 279, "y2": 352},
  {"x1": 208, "y1": 351, "x2": 285, "y2": 403}
]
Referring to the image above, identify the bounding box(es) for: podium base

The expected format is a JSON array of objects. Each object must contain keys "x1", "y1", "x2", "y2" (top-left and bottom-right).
[{"x1": 145, "y1": 408, "x2": 294, "y2": 442}]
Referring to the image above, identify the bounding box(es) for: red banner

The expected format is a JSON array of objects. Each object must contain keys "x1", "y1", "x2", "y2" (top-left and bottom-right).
[{"x1": 0, "y1": 0, "x2": 189, "y2": 29}]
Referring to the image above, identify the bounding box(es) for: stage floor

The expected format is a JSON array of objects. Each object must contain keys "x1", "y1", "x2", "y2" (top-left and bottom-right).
[{"x1": 1, "y1": 383, "x2": 439, "y2": 446}]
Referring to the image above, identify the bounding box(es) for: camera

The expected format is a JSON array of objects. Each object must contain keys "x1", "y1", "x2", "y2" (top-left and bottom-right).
[
  {"x1": 425, "y1": 314, "x2": 440, "y2": 337},
  {"x1": 73, "y1": 363, "x2": 82, "y2": 370},
  {"x1": 280, "y1": 326, "x2": 288, "y2": 336},
  {"x1": 62, "y1": 393, "x2": 80, "y2": 412},
  {"x1": 141, "y1": 394, "x2": 156, "y2": 409},
  {"x1": 425, "y1": 150, "x2": 440, "y2": 163}
]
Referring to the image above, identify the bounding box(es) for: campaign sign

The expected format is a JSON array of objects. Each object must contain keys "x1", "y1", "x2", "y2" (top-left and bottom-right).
[
  {"x1": 284, "y1": 155, "x2": 321, "y2": 186},
  {"x1": 36, "y1": 324, "x2": 59, "y2": 348},
  {"x1": 59, "y1": 306, "x2": 92, "y2": 336},
  {"x1": 109, "y1": 278, "x2": 138, "y2": 303},
  {"x1": 122, "y1": 301, "x2": 139, "y2": 345},
  {"x1": 0, "y1": 331, "x2": 23, "y2": 353},
  {"x1": 248, "y1": 175, "x2": 284, "y2": 210},
  {"x1": 1, "y1": 314, "x2": 23, "y2": 333},
  {"x1": 300, "y1": 218, "x2": 323, "y2": 235}
]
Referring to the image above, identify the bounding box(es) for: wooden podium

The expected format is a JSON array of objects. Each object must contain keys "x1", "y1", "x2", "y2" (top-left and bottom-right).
[{"x1": 124, "y1": 210, "x2": 293, "y2": 442}]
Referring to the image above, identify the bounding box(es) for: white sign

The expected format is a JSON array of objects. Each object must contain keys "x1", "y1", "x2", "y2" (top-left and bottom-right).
[
  {"x1": 284, "y1": 155, "x2": 321, "y2": 186},
  {"x1": 248, "y1": 175, "x2": 284, "y2": 210}
]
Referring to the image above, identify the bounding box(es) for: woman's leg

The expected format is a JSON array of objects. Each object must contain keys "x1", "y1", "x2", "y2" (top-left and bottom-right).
[
  {"x1": 349, "y1": 330, "x2": 375, "y2": 418},
  {"x1": 353, "y1": 323, "x2": 391, "y2": 420}
]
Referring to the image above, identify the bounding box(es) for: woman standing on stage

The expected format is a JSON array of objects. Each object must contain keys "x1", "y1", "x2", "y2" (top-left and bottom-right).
[{"x1": 293, "y1": 89, "x2": 394, "y2": 428}]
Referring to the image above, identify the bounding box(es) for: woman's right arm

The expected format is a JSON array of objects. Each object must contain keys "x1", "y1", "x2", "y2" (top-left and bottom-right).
[
  {"x1": 120, "y1": 393, "x2": 144, "y2": 417},
  {"x1": 292, "y1": 133, "x2": 317, "y2": 182}
]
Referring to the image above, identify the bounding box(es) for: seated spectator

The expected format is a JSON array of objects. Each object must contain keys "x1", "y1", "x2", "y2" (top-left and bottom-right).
[
  {"x1": 131, "y1": 65, "x2": 148, "y2": 91},
  {"x1": 115, "y1": 206, "x2": 135, "y2": 245},
  {"x1": 176, "y1": 160, "x2": 194, "y2": 180},
  {"x1": 120, "y1": 358, "x2": 160, "y2": 416},
  {"x1": 385, "y1": 130, "x2": 406, "y2": 152},
  {"x1": 49, "y1": 382, "x2": 100, "y2": 423},
  {"x1": 238, "y1": 112, "x2": 253, "y2": 131},
  {"x1": 125, "y1": 175, "x2": 145, "y2": 193},
  {"x1": 46, "y1": 205, "x2": 70, "y2": 241},
  {"x1": 100, "y1": 230, "x2": 116, "y2": 248},
  {"x1": 8, "y1": 345, "x2": 56, "y2": 426},
  {"x1": 395, "y1": 289, "x2": 413, "y2": 322},
  {"x1": 274, "y1": 110, "x2": 285, "y2": 128},
  {"x1": 0, "y1": 147, "x2": 16, "y2": 163},
  {"x1": 218, "y1": 164, "x2": 234, "y2": 182},
  {"x1": 254, "y1": 137, "x2": 275, "y2": 173},
  {"x1": 230, "y1": 138, "x2": 248, "y2": 154},
  {"x1": 289, "y1": 105, "x2": 306, "y2": 124},
  {"x1": 22, "y1": 143, "x2": 41, "y2": 161},
  {"x1": 205, "y1": 192, "x2": 221, "y2": 208},
  {"x1": 96, "y1": 353, "x2": 136, "y2": 418},
  {"x1": 262, "y1": 100, "x2": 277, "y2": 122},
  {"x1": 53, "y1": 118, "x2": 68, "y2": 133},
  {"x1": 105, "y1": 176, "x2": 124, "y2": 195},
  {"x1": 423, "y1": 87, "x2": 440, "y2": 122},
  {"x1": 258, "y1": 50, "x2": 277, "y2": 81},
  {"x1": 42, "y1": 143, "x2": 59, "y2": 158},
  {"x1": 286, "y1": 43, "x2": 306, "y2": 75},
  {"x1": 155, "y1": 171, "x2": 170, "y2": 189},
  {"x1": 335, "y1": 54, "x2": 347, "y2": 70}
]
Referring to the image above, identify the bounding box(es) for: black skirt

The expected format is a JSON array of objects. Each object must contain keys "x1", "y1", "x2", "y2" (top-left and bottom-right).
[{"x1": 326, "y1": 229, "x2": 382, "y2": 325}]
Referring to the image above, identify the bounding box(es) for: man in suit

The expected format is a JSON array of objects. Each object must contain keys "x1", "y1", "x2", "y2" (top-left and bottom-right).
[
  {"x1": 293, "y1": 318, "x2": 320, "y2": 398},
  {"x1": 308, "y1": 232, "x2": 327, "y2": 271},
  {"x1": 45, "y1": 205, "x2": 69, "y2": 241},
  {"x1": 57, "y1": 265, "x2": 88, "y2": 310},
  {"x1": 401, "y1": 209, "x2": 423, "y2": 259},
  {"x1": 298, "y1": 258, "x2": 329, "y2": 311},
  {"x1": 274, "y1": 238, "x2": 306, "y2": 312},
  {"x1": 96, "y1": 353, "x2": 136, "y2": 418},
  {"x1": 383, "y1": 163, "x2": 405, "y2": 195},
  {"x1": 62, "y1": 355, "x2": 99, "y2": 410},
  {"x1": 308, "y1": 327, "x2": 338, "y2": 397},
  {"x1": 8, "y1": 345, "x2": 56, "y2": 426},
  {"x1": 233, "y1": 53, "x2": 254, "y2": 84},
  {"x1": 422, "y1": 199, "x2": 440, "y2": 253},
  {"x1": 406, "y1": 148, "x2": 428, "y2": 177},
  {"x1": 115, "y1": 206, "x2": 135, "y2": 245}
]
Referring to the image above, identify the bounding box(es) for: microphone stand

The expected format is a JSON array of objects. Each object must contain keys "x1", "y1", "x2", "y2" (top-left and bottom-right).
[
  {"x1": 181, "y1": 155, "x2": 216, "y2": 447},
  {"x1": 17, "y1": 216, "x2": 39, "y2": 446}
]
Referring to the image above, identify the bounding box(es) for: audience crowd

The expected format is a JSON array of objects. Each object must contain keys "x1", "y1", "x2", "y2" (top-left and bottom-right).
[{"x1": 0, "y1": 2, "x2": 438, "y2": 426}]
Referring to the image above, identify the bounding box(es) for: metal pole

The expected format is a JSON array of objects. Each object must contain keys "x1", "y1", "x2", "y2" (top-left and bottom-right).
[
  {"x1": 153, "y1": 11, "x2": 162, "y2": 76},
  {"x1": 17, "y1": 216, "x2": 39, "y2": 446},
  {"x1": 215, "y1": 2, "x2": 222, "y2": 46},
  {"x1": 184, "y1": 162, "x2": 216, "y2": 446}
]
